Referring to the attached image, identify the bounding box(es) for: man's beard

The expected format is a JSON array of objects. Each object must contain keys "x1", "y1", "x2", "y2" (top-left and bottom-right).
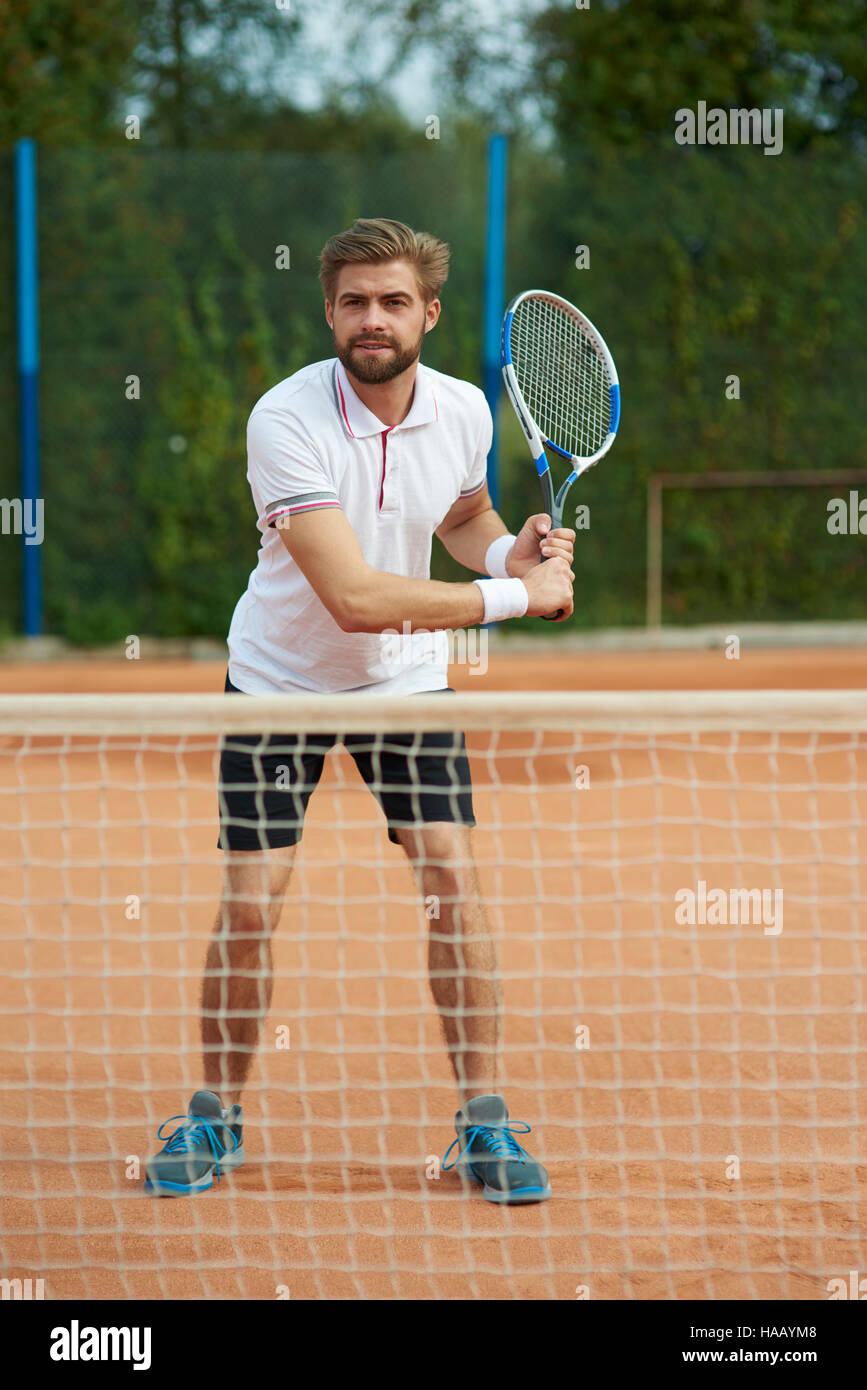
[{"x1": 334, "y1": 327, "x2": 426, "y2": 384}]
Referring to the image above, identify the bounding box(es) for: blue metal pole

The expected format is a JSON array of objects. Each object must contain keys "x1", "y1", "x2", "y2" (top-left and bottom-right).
[
  {"x1": 15, "y1": 138, "x2": 42, "y2": 637},
  {"x1": 483, "y1": 133, "x2": 507, "y2": 513}
]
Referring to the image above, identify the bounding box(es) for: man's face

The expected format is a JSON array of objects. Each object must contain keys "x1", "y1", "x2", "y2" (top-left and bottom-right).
[{"x1": 326, "y1": 259, "x2": 439, "y2": 384}]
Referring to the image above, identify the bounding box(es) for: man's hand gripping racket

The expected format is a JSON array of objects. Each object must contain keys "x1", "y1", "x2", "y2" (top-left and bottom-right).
[{"x1": 501, "y1": 290, "x2": 621, "y2": 619}]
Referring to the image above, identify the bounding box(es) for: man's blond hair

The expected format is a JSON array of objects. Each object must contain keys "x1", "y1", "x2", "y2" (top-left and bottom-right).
[{"x1": 318, "y1": 217, "x2": 450, "y2": 304}]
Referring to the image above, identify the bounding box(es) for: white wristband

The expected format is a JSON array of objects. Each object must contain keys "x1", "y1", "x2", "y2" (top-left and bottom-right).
[
  {"x1": 473, "y1": 577, "x2": 528, "y2": 624},
  {"x1": 484, "y1": 533, "x2": 517, "y2": 578}
]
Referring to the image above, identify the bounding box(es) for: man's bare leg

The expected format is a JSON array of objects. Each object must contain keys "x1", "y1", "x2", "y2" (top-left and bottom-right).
[
  {"x1": 201, "y1": 846, "x2": 296, "y2": 1107},
  {"x1": 395, "y1": 823, "x2": 501, "y2": 1102}
]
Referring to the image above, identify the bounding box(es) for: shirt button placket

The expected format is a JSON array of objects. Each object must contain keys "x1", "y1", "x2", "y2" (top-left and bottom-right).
[{"x1": 381, "y1": 430, "x2": 400, "y2": 514}]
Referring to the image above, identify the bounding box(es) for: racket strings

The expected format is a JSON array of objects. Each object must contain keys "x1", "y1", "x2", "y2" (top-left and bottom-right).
[{"x1": 512, "y1": 297, "x2": 612, "y2": 458}]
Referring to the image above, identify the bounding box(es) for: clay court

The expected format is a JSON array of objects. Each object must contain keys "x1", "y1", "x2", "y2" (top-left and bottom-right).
[{"x1": 1, "y1": 643, "x2": 865, "y2": 1300}]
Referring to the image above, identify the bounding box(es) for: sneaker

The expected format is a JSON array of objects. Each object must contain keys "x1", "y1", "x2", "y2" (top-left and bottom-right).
[
  {"x1": 442, "y1": 1093, "x2": 551, "y2": 1204},
  {"x1": 144, "y1": 1090, "x2": 244, "y2": 1196}
]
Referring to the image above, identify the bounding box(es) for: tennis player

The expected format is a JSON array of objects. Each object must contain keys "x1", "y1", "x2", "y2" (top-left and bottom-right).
[{"x1": 145, "y1": 218, "x2": 574, "y2": 1204}]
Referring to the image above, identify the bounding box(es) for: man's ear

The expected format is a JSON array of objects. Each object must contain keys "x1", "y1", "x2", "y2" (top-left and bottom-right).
[
  {"x1": 424, "y1": 298, "x2": 441, "y2": 334},
  {"x1": 324, "y1": 299, "x2": 333, "y2": 329}
]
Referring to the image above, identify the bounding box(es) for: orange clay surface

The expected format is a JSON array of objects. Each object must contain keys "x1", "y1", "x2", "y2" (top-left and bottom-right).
[{"x1": 1, "y1": 646, "x2": 865, "y2": 1300}]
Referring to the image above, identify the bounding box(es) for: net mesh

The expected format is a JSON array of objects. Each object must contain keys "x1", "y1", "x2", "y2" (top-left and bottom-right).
[
  {"x1": 1, "y1": 691, "x2": 865, "y2": 1301},
  {"x1": 509, "y1": 294, "x2": 614, "y2": 459}
]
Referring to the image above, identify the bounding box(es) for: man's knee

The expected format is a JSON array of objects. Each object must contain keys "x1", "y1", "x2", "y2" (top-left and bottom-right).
[
  {"x1": 215, "y1": 900, "x2": 278, "y2": 939},
  {"x1": 397, "y1": 825, "x2": 478, "y2": 904},
  {"x1": 217, "y1": 848, "x2": 295, "y2": 937}
]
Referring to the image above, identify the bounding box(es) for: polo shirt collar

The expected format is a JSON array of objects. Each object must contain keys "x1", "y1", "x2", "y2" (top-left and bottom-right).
[{"x1": 333, "y1": 358, "x2": 438, "y2": 438}]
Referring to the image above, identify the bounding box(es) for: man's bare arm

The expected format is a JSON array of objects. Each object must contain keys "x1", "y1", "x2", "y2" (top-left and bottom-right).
[
  {"x1": 436, "y1": 484, "x2": 577, "y2": 578},
  {"x1": 435, "y1": 486, "x2": 509, "y2": 572},
  {"x1": 277, "y1": 508, "x2": 485, "y2": 632},
  {"x1": 278, "y1": 502, "x2": 574, "y2": 629}
]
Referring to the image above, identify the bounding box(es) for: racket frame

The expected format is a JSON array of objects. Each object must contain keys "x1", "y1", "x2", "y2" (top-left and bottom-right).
[{"x1": 500, "y1": 288, "x2": 620, "y2": 528}]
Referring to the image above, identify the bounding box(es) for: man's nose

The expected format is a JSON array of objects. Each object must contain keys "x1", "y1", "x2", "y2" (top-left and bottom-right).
[{"x1": 359, "y1": 305, "x2": 389, "y2": 334}]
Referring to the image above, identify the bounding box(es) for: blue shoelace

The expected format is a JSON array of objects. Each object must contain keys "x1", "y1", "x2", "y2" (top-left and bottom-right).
[
  {"x1": 442, "y1": 1120, "x2": 532, "y2": 1171},
  {"x1": 155, "y1": 1113, "x2": 240, "y2": 1182}
]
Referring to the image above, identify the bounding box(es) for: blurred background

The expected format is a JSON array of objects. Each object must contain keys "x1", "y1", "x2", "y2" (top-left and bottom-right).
[{"x1": 1, "y1": 0, "x2": 865, "y2": 646}]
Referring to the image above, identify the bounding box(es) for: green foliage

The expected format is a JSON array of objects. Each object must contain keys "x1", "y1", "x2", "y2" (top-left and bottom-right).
[
  {"x1": 531, "y1": 0, "x2": 867, "y2": 153},
  {"x1": 18, "y1": 141, "x2": 486, "y2": 643},
  {"x1": 3, "y1": 3, "x2": 867, "y2": 640},
  {"x1": 4, "y1": 131, "x2": 866, "y2": 642},
  {"x1": 496, "y1": 137, "x2": 866, "y2": 632},
  {"x1": 0, "y1": 153, "x2": 18, "y2": 627},
  {"x1": 0, "y1": 0, "x2": 138, "y2": 145}
]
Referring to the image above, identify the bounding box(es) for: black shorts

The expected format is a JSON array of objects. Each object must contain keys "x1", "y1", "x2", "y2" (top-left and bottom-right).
[{"x1": 217, "y1": 672, "x2": 476, "y2": 851}]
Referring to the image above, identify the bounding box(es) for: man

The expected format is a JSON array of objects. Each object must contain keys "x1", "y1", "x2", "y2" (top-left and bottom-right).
[{"x1": 145, "y1": 218, "x2": 574, "y2": 1204}]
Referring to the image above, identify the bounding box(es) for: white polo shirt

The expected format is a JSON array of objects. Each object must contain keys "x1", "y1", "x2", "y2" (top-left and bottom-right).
[{"x1": 227, "y1": 357, "x2": 492, "y2": 694}]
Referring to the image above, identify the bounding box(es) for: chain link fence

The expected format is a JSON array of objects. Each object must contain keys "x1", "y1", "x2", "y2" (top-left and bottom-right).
[{"x1": 1, "y1": 139, "x2": 864, "y2": 642}]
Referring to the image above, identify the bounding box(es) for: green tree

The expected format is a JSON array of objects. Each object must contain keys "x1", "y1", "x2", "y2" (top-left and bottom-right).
[
  {"x1": 131, "y1": 0, "x2": 301, "y2": 147},
  {"x1": 530, "y1": 0, "x2": 867, "y2": 153},
  {"x1": 0, "y1": 0, "x2": 138, "y2": 143}
]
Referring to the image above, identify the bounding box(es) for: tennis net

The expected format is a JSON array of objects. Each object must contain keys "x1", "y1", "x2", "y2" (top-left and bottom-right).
[{"x1": 1, "y1": 690, "x2": 865, "y2": 1301}]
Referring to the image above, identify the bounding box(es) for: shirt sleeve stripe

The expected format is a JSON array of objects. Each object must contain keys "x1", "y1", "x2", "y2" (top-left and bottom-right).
[
  {"x1": 459, "y1": 478, "x2": 486, "y2": 498},
  {"x1": 266, "y1": 492, "x2": 341, "y2": 526}
]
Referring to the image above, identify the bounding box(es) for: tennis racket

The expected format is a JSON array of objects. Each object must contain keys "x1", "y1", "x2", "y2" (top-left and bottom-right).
[{"x1": 501, "y1": 289, "x2": 620, "y2": 618}]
